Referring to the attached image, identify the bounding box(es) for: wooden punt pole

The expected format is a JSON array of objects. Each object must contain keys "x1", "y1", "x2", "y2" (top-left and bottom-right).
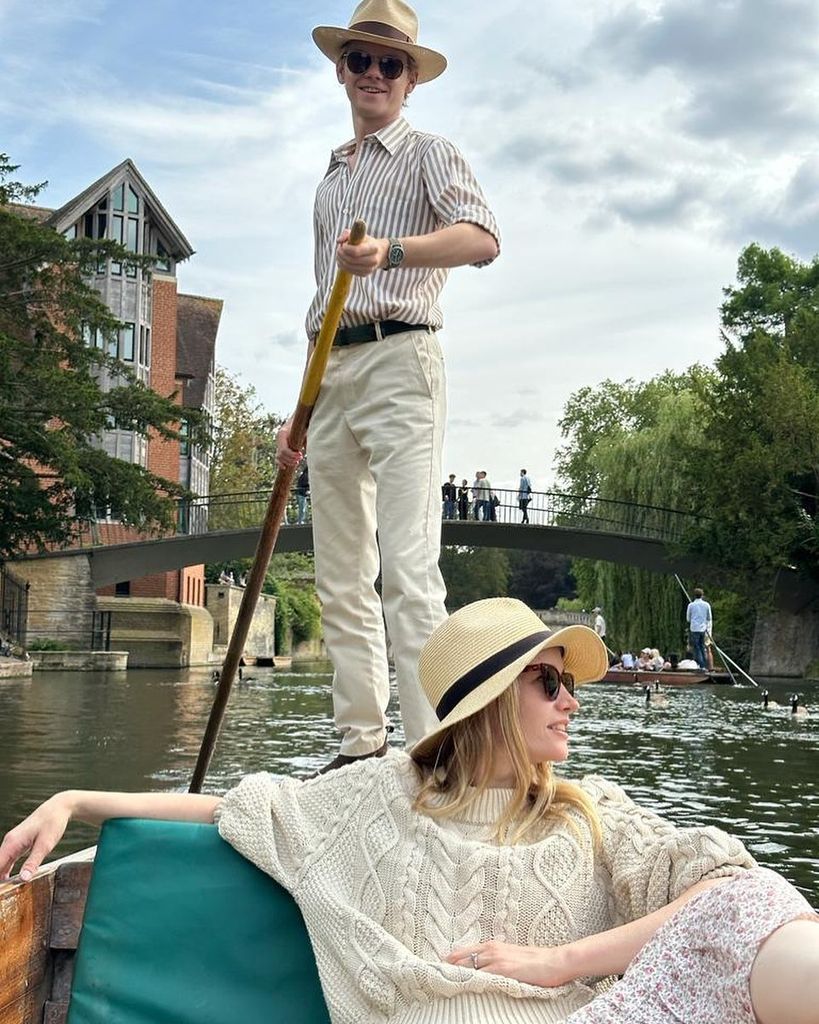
[{"x1": 189, "y1": 218, "x2": 367, "y2": 793}]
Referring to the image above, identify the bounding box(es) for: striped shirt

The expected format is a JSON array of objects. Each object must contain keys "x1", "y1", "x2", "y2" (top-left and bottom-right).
[{"x1": 305, "y1": 116, "x2": 500, "y2": 340}]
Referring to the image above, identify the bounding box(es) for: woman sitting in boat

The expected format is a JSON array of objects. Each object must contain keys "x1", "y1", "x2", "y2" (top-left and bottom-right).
[{"x1": 2, "y1": 598, "x2": 817, "y2": 1024}]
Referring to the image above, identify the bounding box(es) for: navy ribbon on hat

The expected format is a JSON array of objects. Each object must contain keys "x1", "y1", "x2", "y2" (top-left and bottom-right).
[{"x1": 435, "y1": 630, "x2": 551, "y2": 720}]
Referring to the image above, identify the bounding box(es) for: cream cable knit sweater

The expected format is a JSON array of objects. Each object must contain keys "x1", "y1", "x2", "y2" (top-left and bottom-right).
[{"x1": 214, "y1": 752, "x2": 754, "y2": 1024}]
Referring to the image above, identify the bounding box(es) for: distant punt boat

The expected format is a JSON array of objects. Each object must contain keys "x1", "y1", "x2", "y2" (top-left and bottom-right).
[{"x1": 602, "y1": 669, "x2": 734, "y2": 686}]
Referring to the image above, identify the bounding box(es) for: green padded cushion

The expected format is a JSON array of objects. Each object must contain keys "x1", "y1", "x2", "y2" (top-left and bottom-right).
[{"x1": 66, "y1": 818, "x2": 331, "y2": 1024}]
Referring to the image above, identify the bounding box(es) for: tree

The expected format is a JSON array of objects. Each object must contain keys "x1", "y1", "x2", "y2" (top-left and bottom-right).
[
  {"x1": 207, "y1": 366, "x2": 283, "y2": 529},
  {"x1": 692, "y1": 244, "x2": 819, "y2": 587},
  {"x1": 556, "y1": 371, "x2": 713, "y2": 652},
  {"x1": 439, "y1": 546, "x2": 509, "y2": 609},
  {"x1": 505, "y1": 550, "x2": 575, "y2": 609},
  {"x1": 0, "y1": 155, "x2": 191, "y2": 557}
]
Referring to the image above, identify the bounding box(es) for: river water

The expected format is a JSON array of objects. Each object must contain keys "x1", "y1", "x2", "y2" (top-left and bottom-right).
[{"x1": 1, "y1": 665, "x2": 816, "y2": 904}]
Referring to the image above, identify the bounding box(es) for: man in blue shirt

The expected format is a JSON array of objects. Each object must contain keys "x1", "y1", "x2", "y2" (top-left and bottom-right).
[{"x1": 686, "y1": 588, "x2": 713, "y2": 669}]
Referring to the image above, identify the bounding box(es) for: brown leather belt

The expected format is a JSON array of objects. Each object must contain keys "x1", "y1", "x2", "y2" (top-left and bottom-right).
[{"x1": 333, "y1": 320, "x2": 431, "y2": 347}]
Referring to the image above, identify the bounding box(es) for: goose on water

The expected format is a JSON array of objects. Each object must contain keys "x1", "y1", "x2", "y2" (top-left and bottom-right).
[
  {"x1": 644, "y1": 684, "x2": 670, "y2": 708},
  {"x1": 761, "y1": 689, "x2": 780, "y2": 709},
  {"x1": 791, "y1": 694, "x2": 810, "y2": 717}
]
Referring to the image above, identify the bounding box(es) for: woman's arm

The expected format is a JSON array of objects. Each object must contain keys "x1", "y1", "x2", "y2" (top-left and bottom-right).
[
  {"x1": 446, "y1": 876, "x2": 730, "y2": 987},
  {"x1": 0, "y1": 789, "x2": 221, "y2": 882}
]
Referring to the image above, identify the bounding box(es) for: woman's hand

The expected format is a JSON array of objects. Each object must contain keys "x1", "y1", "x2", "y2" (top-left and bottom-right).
[
  {"x1": 0, "y1": 792, "x2": 74, "y2": 882},
  {"x1": 445, "y1": 939, "x2": 574, "y2": 988}
]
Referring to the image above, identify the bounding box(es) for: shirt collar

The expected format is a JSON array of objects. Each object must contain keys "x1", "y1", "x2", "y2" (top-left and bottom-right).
[{"x1": 329, "y1": 116, "x2": 411, "y2": 167}]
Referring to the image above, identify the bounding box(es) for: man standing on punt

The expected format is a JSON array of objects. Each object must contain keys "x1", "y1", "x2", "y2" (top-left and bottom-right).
[
  {"x1": 686, "y1": 587, "x2": 713, "y2": 670},
  {"x1": 276, "y1": 0, "x2": 500, "y2": 772}
]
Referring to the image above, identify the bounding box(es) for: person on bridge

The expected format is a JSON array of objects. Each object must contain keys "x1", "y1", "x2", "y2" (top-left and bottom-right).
[
  {"x1": 518, "y1": 468, "x2": 532, "y2": 524},
  {"x1": 686, "y1": 587, "x2": 713, "y2": 670},
  {"x1": 294, "y1": 460, "x2": 310, "y2": 525},
  {"x1": 274, "y1": 0, "x2": 500, "y2": 772},
  {"x1": 457, "y1": 478, "x2": 470, "y2": 520},
  {"x1": 3, "y1": 598, "x2": 817, "y2": 1024},
  {"x1": 441, "y1": 474, "x2": 457, "y2": 520}
]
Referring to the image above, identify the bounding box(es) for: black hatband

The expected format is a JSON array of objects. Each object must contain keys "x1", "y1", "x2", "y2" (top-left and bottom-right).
[{"x1": 435, "y1": 630, "x2": 551, "y2": 720}]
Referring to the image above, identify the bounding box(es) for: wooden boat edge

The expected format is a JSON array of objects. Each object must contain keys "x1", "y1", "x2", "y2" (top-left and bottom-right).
[{"x1": 0, "y1": 847, "x2": 96, "y2": 1024}]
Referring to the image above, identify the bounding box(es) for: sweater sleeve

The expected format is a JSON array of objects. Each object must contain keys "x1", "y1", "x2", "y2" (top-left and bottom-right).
[
  {"x1": 581, "y1": 776, "x2": 756, "y2": 922},
  {"x1": 214, "y1": 771, "x2": 345, "y2": 893}
]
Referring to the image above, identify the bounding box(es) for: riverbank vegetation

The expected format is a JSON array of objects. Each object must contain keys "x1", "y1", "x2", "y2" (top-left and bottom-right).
[{"x1": 557, "y1": 244, "x2": 819, "y2": 661}]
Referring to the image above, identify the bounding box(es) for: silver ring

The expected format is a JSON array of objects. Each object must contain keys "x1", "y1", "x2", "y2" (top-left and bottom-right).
[{"x1": 470, "y1": 952, "x2": 479, "y2": 970}]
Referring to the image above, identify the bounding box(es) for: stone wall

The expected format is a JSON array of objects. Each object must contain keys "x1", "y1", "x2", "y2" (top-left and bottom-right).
[
  {"x1": 750, "y1": 607, "x2": 819, "y2": 678},
  {"x1": 206, "y1": 584, "x2": 276, "y2": 660},
  {"x1": 12, "y1": 556, "x2": 97, "y2": 650},
  {"x1": 30, "y1": 651, "x2": 128, "y2": 672},
  {"x1": 95, "y1": 597, "x2": 213, "y2": 668}
]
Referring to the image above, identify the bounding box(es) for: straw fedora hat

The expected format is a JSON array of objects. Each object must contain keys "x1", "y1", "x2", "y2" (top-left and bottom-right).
[
  {"x1": 312, "y1": 0, "x2": 447, "y2": 84},
  {"x1": 410, "y1": 598, "x2": 608, "y2": 761}
]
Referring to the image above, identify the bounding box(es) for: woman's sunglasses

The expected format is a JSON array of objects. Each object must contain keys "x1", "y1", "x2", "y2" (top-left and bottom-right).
[
  {"x1": 343, "y1": 50, "x2": 406, "y2": 80},
  {"x1": 522, "y1": 663, "x2": 575, "y2": 700}
]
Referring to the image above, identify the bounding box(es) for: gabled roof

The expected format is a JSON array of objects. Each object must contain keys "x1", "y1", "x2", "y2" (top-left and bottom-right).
[
  {"x1": 176, "y1": 294, "x2": 222, "y2": 409},
  {"x1": 46, "y1": 158, "x2": 194, "y2": 261}
]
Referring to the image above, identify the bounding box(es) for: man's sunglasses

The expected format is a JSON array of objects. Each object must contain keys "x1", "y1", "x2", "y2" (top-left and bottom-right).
[
  {"x1": 522, "y1": 663, "x2": 575, "y2": 700},
  {"x1": 343, "y1": 50, "x2": 406, "y2": 80}
]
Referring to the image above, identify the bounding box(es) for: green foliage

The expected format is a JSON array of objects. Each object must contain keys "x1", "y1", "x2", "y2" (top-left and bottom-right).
[
  {"x1": 555, "y1": 243, "x2": 819, "y2": 666},
  {"x1": 27, "y1": 637, "x2": 78, "y2": 651},
  {"x1": 207, "y1": 366, "x2": 283, "y2": 529},
  {"x1": 684, "y1": 248, "x2": 819, "y2": 588},
  {"x1": 0, "y1": 155, "x2": 191, "y2": 557},
  {"x1": 557, "y1": 371, "x2": 711, "y2": 652},
  {"x1": 264, "y1": 574, "x2": 321, "y2": 652},
  {"x1": 505, "y1": 550, "x2": 575, "y2": 608},
  {"x1": 439, "y1": 546, "x2": 509, "y2": 609}
]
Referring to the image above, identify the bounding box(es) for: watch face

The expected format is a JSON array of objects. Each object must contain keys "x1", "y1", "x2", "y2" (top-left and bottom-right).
[{"x1": 388, "y1": 241, "x2": 405, "y2": 268}]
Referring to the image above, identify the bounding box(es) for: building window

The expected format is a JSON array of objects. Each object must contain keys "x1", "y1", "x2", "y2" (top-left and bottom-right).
[
  {"x1": 63, "y1": 224, "x2": 77, "y2": 240},
  {"x1": 115, "y1": 581, "x2": 131, "y2": 597},
  {"x1": 127, "y1": 186, "x2": 139, "y2": 214},
  {"x1": 180, "y1": 418, "x2": 190, "y2": 457},
  {"x1": 126, "y1": 217, "x2": 138, "y2": 277},
  {"x1": 122, "y1": 323, "x2": 135, "y2": 362},
  {"x1": 111, "y1": 214, "x2": 123, "y2": 275},
  {"x1": 112, "y1": 184, "x2": 125, "y2": 211},
  {"x1": 155, "y1": 240, "x2": 171, "y2": 273}
]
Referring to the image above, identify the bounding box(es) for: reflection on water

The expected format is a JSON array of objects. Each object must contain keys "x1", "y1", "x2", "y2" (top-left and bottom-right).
[{"x1": 0, "y1": 667, "x2": 816, "y2": 903}]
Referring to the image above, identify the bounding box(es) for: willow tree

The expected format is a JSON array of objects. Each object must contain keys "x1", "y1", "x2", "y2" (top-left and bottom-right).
[{"x1": 557, "y1": 372, "x2": 712, "y2": 654}]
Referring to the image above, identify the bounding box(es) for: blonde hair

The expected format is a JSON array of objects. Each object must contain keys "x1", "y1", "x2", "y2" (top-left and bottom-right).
[{"x1": 412, "y1": 682, "x2": 602, "y2": 846}]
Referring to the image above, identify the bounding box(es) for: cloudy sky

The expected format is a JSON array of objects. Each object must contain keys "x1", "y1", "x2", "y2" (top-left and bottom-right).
[{"x1": 3, "y1": 0, "x2": 818, "y2": 490}]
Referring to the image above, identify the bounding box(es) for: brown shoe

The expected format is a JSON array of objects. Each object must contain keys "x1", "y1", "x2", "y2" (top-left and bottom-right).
[{"x1": 314, "y1": 740, "x2": 390, "y2": 776}]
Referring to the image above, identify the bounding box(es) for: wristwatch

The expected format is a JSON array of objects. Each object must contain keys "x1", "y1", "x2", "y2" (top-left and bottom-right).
[{"x1": 384, "y1": 237, "x2": 405, "y2": 271}]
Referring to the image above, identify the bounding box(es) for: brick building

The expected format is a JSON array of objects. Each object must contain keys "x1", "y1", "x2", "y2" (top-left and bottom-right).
[{"x1": 21, "y1": 159, "x2": 220, "y2": 610}]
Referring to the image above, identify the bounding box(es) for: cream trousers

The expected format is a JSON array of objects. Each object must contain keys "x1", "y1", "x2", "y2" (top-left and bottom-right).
[{"x1": 308, "y1": 329, "x2": 447, "y2": 754}]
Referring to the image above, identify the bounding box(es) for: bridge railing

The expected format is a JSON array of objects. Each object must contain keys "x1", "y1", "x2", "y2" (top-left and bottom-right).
[
  {"x1": 178, "y1": 485, "x2": 699, "y2": 544},
  {"x1": 446, "y1": 487, "x2": 698, "y2": 542}
]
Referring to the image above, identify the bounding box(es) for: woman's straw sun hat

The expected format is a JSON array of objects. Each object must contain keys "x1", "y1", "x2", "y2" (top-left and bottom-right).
[
  {"x1": 411, "y1": 598, "x2": 608, "y2": 760},
  {"x1": 312, "y1": 0, "x2": 447, "y2": 84}
]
